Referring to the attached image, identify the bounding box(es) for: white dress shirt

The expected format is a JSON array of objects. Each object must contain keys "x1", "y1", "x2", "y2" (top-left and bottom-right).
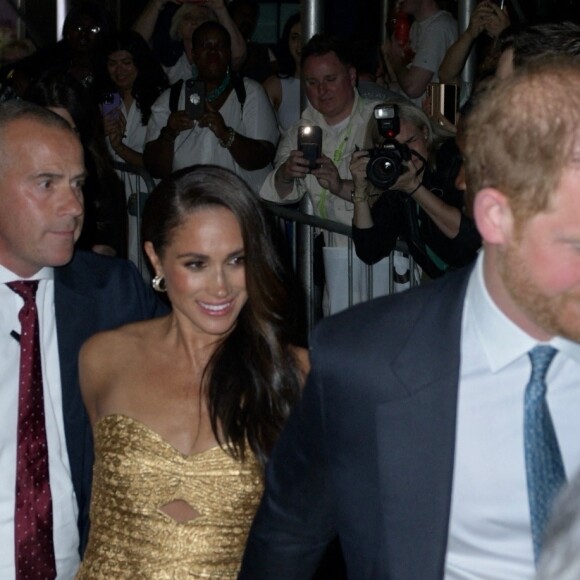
[
  {"x1": 445, "y1": 253, "x2": 580, "y2": 579},
  {"x1": 0, "y1": 264, "x2": 80, "y2": 579}
]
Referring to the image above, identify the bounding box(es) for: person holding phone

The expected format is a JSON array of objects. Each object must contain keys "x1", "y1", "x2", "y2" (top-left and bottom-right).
[
  {"x1": 144, "y1": 21, "x2": 278, "y2": 193},
  {"x1": 131, "y1": 0, "x2": 247, "y2": 84},
  {"x1": 95, "y1": 30, "x2": 168, "y2": 169},
  {"x1": 438, "y1": 0, "x2": 510, "y2": 100},
  {"x1": 94, "y1": 30, "x2": 169, "y2": 266},
  {"x1": 260, "y1": 33, "x2": 386, "y2": 315}
]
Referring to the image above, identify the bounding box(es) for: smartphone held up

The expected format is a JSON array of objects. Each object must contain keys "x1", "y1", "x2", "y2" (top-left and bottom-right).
[
  {"x1": 297, "y1": 125, "x2": 323, "y2": 171},
  {"x1": 185, "y1": 79, "x2": 205, "y2": 120},
  {"x1": 100, "y1": 92, "x2": 122, "y2": 119}
]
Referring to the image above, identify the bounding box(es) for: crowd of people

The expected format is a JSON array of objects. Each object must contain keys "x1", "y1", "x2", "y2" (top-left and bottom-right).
[{"x1": 1, "y1": 0, "x2": 580, "y2": 578}]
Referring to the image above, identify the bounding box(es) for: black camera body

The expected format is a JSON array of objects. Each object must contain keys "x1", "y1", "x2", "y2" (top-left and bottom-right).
[
  {"x1": 366, "y1": 140, "x2": 412, "y2": 189},
  {"x1": 366, "y1": 104, "x2": 411, "y2": 189}
]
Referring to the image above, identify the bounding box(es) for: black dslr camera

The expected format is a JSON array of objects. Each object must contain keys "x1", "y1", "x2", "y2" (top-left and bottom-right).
[{"x1": 366, "y1": 104, "x2": 412, "y2": 189}]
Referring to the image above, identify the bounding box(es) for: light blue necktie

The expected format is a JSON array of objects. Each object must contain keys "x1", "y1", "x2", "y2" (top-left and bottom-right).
[{"x1": 524, "y1": 345, "x2": 566, "y2": 563}]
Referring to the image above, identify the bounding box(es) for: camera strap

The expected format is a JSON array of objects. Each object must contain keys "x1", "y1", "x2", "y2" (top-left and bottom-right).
[{"x1": 410, "y1": 150, "x2": 428, "y2": 181}]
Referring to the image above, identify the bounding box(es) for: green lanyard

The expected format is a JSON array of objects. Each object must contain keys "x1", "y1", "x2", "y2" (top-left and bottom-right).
[{"x1": 316, "y1": 124, "x2": 353, "y2": 219}]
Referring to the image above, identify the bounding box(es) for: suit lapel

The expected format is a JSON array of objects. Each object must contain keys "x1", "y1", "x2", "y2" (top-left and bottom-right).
[
  {"x1": 376, "y1": 268, "x2": 470, "y2": 579},
  {"x1": 54, "y1": 263, "x2": 97, "y2": 524}
]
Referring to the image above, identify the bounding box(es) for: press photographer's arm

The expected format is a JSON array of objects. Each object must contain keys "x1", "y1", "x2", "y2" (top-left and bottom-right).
[{"x1": 351, "y1": 102, "x2": 480, "y2": 273}]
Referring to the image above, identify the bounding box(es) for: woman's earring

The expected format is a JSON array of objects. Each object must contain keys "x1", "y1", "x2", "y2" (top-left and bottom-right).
[{"x1": 152, "y1": 275, "x2": 167, "y2": 293}]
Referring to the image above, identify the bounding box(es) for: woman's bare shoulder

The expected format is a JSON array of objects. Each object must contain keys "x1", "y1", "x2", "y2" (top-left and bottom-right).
[
  {"x1": 85, "y1": 316, "x2": 165, "y2": 352},
  {"x1": 290, "y1": 345, "x2": 311, "y2": 384}
]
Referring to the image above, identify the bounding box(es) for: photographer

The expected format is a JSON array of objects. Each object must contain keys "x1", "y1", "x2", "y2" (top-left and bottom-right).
[{"x1": 350, "y1": 101, "x2": 480, "y2": 278}]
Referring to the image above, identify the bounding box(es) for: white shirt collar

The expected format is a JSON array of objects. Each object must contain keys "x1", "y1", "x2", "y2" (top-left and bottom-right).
[
  {"x1": 0, "y1": 263, "x2": 54, "y2": 283},
  {"x1": 465, "y1": 251, "x2": 580, "y2": 371}
]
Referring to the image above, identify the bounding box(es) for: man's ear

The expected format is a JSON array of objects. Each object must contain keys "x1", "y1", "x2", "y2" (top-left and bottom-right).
[
  {"x1": 144, "y1": 241, "x2": 162, "y2": 277},
  {"x1": 473, "y1": 187, "x2": 514, "y2": 245},
  {"x1": 348, "y1": 65, "x2": 357, "y2": 87}
]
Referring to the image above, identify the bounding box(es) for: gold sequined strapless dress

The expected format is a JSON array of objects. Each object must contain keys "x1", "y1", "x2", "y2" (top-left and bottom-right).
[{"x1": 76, "y1": 414, "x2": 263, "y2": 579}]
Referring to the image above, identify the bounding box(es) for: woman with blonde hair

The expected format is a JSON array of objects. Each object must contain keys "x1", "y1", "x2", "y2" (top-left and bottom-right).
[{"x1": 350, "y1": 100, "x2": 480, "y2": 278}]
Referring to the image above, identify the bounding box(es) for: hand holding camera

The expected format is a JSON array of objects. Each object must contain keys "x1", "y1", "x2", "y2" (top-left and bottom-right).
[
  {"x1": 349, "y1": 149, "x2": 372, "y2": 202},
  {"x1": 365, "y1": 104, "x2": 427, "y2": 193}
]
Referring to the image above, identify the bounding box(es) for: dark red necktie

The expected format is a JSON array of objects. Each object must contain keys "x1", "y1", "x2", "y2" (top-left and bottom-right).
[{"x1": 7, "y1": 281, "x2": 56, "y2": 579}]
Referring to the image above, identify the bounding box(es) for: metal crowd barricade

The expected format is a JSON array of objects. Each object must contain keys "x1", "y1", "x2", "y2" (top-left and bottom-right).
[
  {"x1": 113, "y1": 161, "x2": 157, "y2": 276},
  {"x1": 110, "y1": 162, "x2": 418, "y2": 331},
  {"x1": 262, "y1": 200, "x2": 418, "y2": 331}
]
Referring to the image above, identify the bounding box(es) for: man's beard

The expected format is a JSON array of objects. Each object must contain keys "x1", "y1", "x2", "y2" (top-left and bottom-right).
[{"x1": 498, "y1": 241, "x2": 580, "y2": 342}]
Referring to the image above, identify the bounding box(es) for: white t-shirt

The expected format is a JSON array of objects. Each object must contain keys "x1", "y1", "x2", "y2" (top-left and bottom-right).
[{"x1": 146, "y1": 77, "x2": 279, "y2": 193}]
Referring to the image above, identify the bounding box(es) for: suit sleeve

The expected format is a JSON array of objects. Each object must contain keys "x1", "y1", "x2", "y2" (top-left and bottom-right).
[{"x1": 239, "y1": 344, "x2": 337, "y2": 579}]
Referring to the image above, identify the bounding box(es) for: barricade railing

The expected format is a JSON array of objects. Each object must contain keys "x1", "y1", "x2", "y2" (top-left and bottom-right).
[
  {"x1": 262, "y1": 200, "x2": 418, "y2": 330},
  {"x1": 112, "y1": 163, "x2": 418, "y2": 331}
]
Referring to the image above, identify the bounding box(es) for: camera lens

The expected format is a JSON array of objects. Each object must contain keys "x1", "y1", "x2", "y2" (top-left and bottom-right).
[
  {"x1": 365, "y1": 140, "x2": 412, "y2": 189},
  {"x1": 367, "y1": 156, "x2": 400, "y2": 188}
]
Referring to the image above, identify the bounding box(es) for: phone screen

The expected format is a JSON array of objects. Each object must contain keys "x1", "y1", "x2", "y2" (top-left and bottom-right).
[
  {"x1": 101, "y1": 92, "x2": 122, "y2": 118},
  {"x1": 297, "y1": 126, "x2": 323, "y2": 171}
]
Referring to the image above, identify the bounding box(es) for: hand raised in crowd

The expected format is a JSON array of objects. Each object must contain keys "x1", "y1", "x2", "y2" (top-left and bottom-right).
[
  {"x1": 349, "y1": 149, "x2": 372, "y2": 198},
  {"x1": 382, "y1": 37, "x2": 404, "y2": 69},
  {"x1": 166, "y1": 110, "x2": 194, "y2": 135},
  {"x1": 483, "y1": 1, "x2": 510, "y2": 38},
  {"x1": 103, "y1": 110, "x2": 126, "y2": 152},
  {"x1": 310, "y1": 154, "x2": 343, "y2": 195},
  {"x1": 393, "y1": 153, "x2": 426, "y2": 195},
  {"x1": 197, "y1": 104, "x2": 228, "y2": 143},
  {"x1": 467, "y1": 0, "x2": 509, "y2": 40},
  {"x1": 278, "y1": 148, "x2": 315, "y2": 181}
]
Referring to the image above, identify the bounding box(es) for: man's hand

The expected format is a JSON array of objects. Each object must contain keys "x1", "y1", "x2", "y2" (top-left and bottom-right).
[
  {"x1": 166, "y1": 111, "x2": 194, "y2": 135},
  {"x1": 311, "y1": 155, "x2": 343, "y2": 195},
  {"x1": 198, "y1": 109, "x2": 228, "y2": 142},
  {"x1": 279, "y1": 149, "x2": 312, "y2": 182}
]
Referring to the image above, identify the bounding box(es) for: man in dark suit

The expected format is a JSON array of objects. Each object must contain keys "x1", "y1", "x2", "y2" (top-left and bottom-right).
[
  {"x1": 0, "y1": 101, "x2": 164, "y2": 577},
  {"x1": 239, "y1": 57, "x2": 580, "y2": 579}
]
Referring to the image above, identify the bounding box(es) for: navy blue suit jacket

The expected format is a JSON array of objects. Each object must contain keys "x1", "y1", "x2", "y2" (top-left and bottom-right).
[
  {"x1": 240, "y1": 266, "x2": 472, "y2": 580},
  {"x1": 53, "y1": 250, "x2": 165, "y2": 554}
]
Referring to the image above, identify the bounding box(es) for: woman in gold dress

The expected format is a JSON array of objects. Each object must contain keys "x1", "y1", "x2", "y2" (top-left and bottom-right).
[{"x1": 76, "y1": 165, "x2": 309, "y2": 578}]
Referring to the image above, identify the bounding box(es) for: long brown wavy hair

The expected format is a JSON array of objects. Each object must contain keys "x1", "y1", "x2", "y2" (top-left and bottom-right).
[{"x1": 141, "y1": 165, "x2": 305, "y2": 468}]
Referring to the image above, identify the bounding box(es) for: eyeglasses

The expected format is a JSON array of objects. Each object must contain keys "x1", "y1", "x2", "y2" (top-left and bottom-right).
[{"x1": 74, "y1": 24, "x2": 101, "y2": 35}]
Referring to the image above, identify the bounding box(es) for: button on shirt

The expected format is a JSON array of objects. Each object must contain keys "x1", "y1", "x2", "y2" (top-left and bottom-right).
[
  {"x1": 444, "y1": 253, "x2": 580, "y2": 579},
  {"x1": 0, "y1": 264, "x2": 80, "y2": 579}
]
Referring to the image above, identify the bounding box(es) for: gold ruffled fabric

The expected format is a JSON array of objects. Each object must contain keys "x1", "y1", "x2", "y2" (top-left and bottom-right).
[{"x1": 76, "y1": 414, "x2": 263, "y2": 579}]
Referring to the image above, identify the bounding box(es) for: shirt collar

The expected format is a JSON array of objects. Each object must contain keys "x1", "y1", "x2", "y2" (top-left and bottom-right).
[
  {"x1": 465, "y1": 252, "x2": 580, "y2": 370},
  {"x1": 0, "y1": 263, "x2": 54, "y2": 284}
]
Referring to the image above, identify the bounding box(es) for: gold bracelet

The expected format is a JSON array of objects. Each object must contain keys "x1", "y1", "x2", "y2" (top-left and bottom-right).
[{"x1": 351, "y1": 189, "x2": 368, "y2": 203}]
